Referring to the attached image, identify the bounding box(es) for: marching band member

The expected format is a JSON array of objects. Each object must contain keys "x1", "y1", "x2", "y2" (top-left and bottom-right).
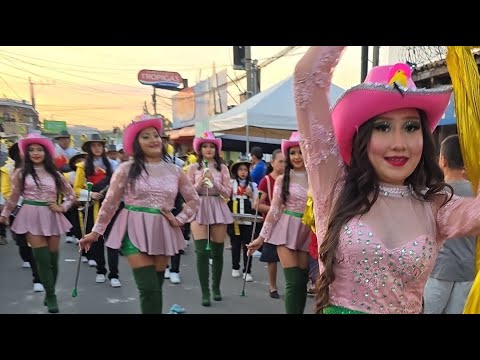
[
  {"x1": 186, "y1": 132, "x2": 233, "y2": 307},
  {"x1": 0, "y1": 133, "x2": 76, "y2": 313},
  {"x1": 79, "y1": 116, "x2": 199, "y2": 313}
]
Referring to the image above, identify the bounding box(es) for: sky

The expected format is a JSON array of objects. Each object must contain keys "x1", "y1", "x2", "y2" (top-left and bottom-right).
[{"x1": 0, "y1": 46, "x2": 391, "y2": 130}]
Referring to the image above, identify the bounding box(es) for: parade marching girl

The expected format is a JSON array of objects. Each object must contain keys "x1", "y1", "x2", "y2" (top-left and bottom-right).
[
  {"x1": 74, "y1": 134, "x2": 119, "y2": 283},
  {"x1": 294, "y1": 46, "x2": 480, "y2": 314},
  {"x1": 247, "y1": 132, "x2": 312, "y2": 314},
  {"x1": 256, "y1": 149, "x2": 285, "y2": 299},
  {"x1": 79, "y1": 116, "x2": 199, "y2": 314},
  {"x1": 0, "y1": 133, "x2": 76, "y2": 313},
  {"x1": 1, "y1": 142, "x2": 43, "y2": 292},
  {"x1": 228, "y1": 157, "x2": 258, "y2": 282},
  {"x1": 186, "y1": 132, "x2": 233, "y2": 307}
]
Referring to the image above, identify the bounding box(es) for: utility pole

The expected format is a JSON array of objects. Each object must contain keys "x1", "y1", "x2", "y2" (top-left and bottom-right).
[
  {"x1": 152, "y1": 87, "x2": 157, "y2": 115},
  {"x1": 361, "y1": 46, "x2": 369, "y2": 82},
  {"x1": 245, "y1": 46, "x2": 254, "y2": 100},
  {"x1": 28, "y1": 77, "x2": 54, "y2": 131},
  {"x1": 372, "y1": 46, "x2": 380, "y2": 66},
  {"x1": 29, "y1": 77, "x2": 35, "y2": 109}
]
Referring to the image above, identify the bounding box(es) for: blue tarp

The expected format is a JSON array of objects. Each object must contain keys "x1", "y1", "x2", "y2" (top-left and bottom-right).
[{"x1": 438, "y1": 94, "x2": 456, "y2": 126}]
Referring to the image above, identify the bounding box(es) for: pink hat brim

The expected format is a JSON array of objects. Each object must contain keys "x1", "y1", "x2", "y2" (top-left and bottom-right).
[
  {"x1": 281, "y1": 140, "x2": 300, "y2": 157},
  {"x1": 331, "y1": 85, "x2": 452, "y2": 165},
  {"x1": 19, "y1": 138, "x2": 55, "y2": 159},
  {"x1": 123, "y1": 119, "x2": 163, "y2": 156},
  {"x1": 193, "y1": 138, "x2": 222, "y2": 154}
]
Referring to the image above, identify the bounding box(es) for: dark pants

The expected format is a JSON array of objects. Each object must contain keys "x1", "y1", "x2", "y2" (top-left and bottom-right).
[
  {"x1": 64, "y1": 203, "x2": 82, "y2": 239},
  {"x1": 230, "y1": 224, "x2": 253, "y2": 274},
  {"x1": 0, "y1": 223, "x2": 6, "y2": 237},
  {"x1": 86, "y1": 202, "x2": 120, "y2": 279},
  {"x1": 10, "y1": 214, "x2": 41, "y2": 284},
  {"x1": 168, "y1": 194, "x2": 187, "y2": 274}
]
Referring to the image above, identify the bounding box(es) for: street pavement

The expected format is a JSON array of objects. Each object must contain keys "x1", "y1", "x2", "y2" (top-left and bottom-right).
[{"x1": 0, "y1": 233, "x2": 315, "y2": 314}]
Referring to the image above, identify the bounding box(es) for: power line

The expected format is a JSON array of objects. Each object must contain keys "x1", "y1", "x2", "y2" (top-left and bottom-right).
[{"x1": 0, "y1": 74, "x2": 22, "y2": 98}]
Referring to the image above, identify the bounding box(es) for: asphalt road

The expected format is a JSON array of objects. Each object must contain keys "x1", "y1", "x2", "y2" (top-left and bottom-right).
[{"x1": 0, "y1": 233, "x2": 315, "y2": 314}]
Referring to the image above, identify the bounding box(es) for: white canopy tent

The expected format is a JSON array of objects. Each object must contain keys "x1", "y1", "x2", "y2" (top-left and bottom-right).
[{"x1": 206, "y1": 75, "x2": 344, "y2": 151}]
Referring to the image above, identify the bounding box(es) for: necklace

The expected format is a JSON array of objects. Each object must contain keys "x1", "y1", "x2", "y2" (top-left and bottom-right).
[{"x1": 378, "y1": 184, "x2": 412, "y2": 197}]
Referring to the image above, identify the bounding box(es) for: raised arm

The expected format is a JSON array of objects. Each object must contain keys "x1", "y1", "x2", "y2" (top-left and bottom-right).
[
  {"x1": 294, "y1": 46, "x2": 346, "y2": 242},
  {"x1": 258, "y1": 175, "x2": 285, "y2": 241},
  {"x1": 212, "y1": 164, "x2": 232, "y2": 198},
  {"x1": 91, "y1": 163, "x2": 128, "y2": 235},
  {"x1": 175, "y1": 168, "x2": 200, "y2": 224},
  {"x1": 1, "y1": 169, "x2": 21, "y2": 217}
]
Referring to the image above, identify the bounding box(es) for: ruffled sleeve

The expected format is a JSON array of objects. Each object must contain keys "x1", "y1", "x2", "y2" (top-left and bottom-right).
[
  {"x1": 175, "y1": 167, "x2": 200, "y2": 224},
  {"x1": 435, "y1": 189, "x2": 480, "y2": 243},
  {"x1": 212, "y1": 164, "x2": 232, "y2": 198},
  {"x1": 91, "y1": 163, "x2": 129, "y2": 235},
  {"x1": 294, "y1": 46, "x2": 347, "y2": 244},
  {"x1": 259, "y1": 175, "x2": 285, "y2": 241}
]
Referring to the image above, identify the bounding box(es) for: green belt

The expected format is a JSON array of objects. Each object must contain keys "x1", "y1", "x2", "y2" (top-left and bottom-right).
[
  {"x1": 283, "y1": 209, "x2": 304, "y2": 218},
  {"x1": 323, "y1": 305, "x2": 366, "y2": 314},
  {"x1": 22, "y1": 199, "x2": 49, "y2": 206},
  {"x1": 124, "y1": 204, "x2": 163, "y2": 215}
]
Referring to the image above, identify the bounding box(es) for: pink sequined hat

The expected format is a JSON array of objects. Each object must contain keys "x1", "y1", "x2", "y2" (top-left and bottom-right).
[
  {"x1": 281, "y1": 131, "x2": 300, "y2": 157},
  {"x1": 123, "y1": 114, "x2": 164, "y2": 156},
  {"x1": 19, "y1": 133, "x2": 55, "y2": 158},
  {"x1": 331, "y1": 63, "x2": 452, "y2": 165},
  {"x1": 193, "y1": 131, "x2": 222, "y2": 154}
]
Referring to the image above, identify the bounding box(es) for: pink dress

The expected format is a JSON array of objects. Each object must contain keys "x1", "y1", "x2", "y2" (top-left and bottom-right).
[
  {"x1": 294, "y1": 46, "x2": 480, "y2": 314},
  {"x1": 259, "y1": 171, "x2": 312, "y2": 251},
  {"x1": 186, "y1": 163, "x2": 233, "y2": 225},
  {"x1": 92, "y1": 161, "x2": 200, "y2": 256},
  {"x1": 1, "y1": 167, "x2": 75, "y2": 236}
]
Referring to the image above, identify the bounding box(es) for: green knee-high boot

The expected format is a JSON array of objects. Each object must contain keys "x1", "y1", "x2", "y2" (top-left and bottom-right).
[
  {"x1": 156, "y1": 271, "x2": 165, "y2": 313},
  {"x1": 32, "y1": 247, "x2": 58, "y2": 313},
  {"x1": 50, "y1": 251, "x2": 59, "y2": 285},
  {"x1": 210, "y1": 242, "x2": 224, "y2": 301},
  {"x1": 296, "y1": 268, "x2": 309, "y2": 314},
  {"x1": 42, "y1": 251, "x2": 59, "y2": 307},
  {"x1": 283, "y1": 267, "x2": 301, "y2": 314},
  {"x1": 194, "y1": 239, "x2": 211, "y2": 306},
  {"x1": 132, "y1": 265, "x2": 162, "y2": 314}
]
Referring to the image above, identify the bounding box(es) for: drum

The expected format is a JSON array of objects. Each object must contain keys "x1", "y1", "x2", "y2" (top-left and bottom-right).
[{"x1": 231, "y1": 213, "x2": 263, "y2": 223}]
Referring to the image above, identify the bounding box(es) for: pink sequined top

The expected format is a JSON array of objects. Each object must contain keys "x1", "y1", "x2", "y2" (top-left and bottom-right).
[
  {"x1": 1, "y1": 167, "x2": 76, "y2": 217},
  {"x1": 294, "y1": 46, "x2": 480, "y2": 314},
  {"x1": 259, "y1": 171, "x2": 309, "y2": 240},
  {"x1": 92, "y1": 161, "x2": 200, "y2": 235},
  {"x1": 186, "y1": 162, "x2": 232, "y2": 198}
]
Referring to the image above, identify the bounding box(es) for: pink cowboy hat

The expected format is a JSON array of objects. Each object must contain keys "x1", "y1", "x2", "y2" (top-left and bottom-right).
[
  {"x1": 19, "y1": 133, "x2": 55, "y2": 158},
  {"x1": 123, "y1": 115, "x2": 164, "y2": 156},
  {"x1": 193, "y1": 131, "x2": 222, "y2": 154},
  {"x1": 281, "y1": 131, "x2": 300, "y2": 157},
  {"x1": 331, "y1": 63, "x2": 452, "y2": 165}
]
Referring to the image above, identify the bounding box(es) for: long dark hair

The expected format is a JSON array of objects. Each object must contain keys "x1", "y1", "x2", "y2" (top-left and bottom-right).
[
  {"x1": 314, "y1": 111, "x2": 453, "y2": 314},
  {"x1": 196, "y1": 143, "x2": 222, "y2": 171},
  {"x1": 21, "y1": 144, "x2": 64, "y2": 194},
  {"x1": 127, "y1": 131, "x2": 167, "y2": 189},
  {"x1": 85, "y1": 143, "x2": 112, "y2": 178},
  {"x1": 280, "y1": 146, "x2": 300, "y2": 204}
]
